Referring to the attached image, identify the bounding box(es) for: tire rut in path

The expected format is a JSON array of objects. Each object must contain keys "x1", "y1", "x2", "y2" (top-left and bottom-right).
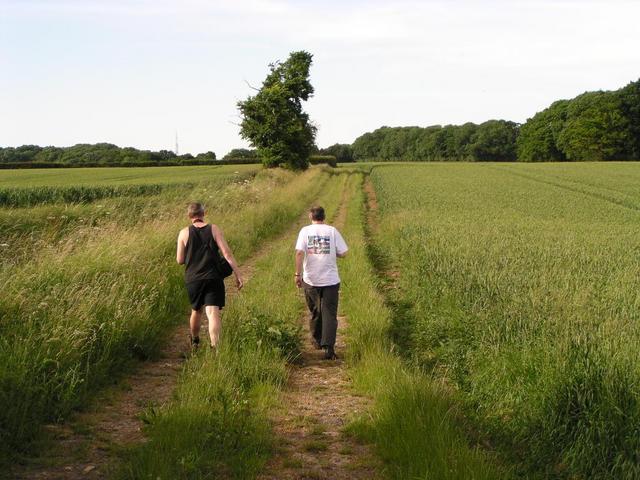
[
  {"x1": 13, "y1": 221, "x2": 307, "y2": 480},
  {"x1": 257, "y1": 317, "x2": 381, "y2": 480},
  {"x1": 258, "y1": 186, "x2": 382, "y2": 480}
]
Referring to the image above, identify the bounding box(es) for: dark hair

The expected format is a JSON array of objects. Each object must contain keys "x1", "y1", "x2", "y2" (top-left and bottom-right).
[{"x1": 309, "y1": 206, "x2": 325, "y2": 221}]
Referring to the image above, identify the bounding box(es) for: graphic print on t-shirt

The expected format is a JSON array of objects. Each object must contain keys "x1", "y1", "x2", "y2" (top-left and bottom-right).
[{"x1": 306, "y1": 235, "x2": 331, "y2": 254}]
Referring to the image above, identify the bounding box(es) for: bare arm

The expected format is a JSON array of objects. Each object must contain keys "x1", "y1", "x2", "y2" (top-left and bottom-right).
[
  {"x1": 176, "y1": 228, "x2": 188, "y2": 264},
  {"x1": 335, "y1": 229, "x2": 348, "y2": 258},
  {"x1": 295, "y1": 250, "x2": 304, "y2": 288},
  {"x1": 212, "y1": 224, "x2": 244, "y2": 289}
]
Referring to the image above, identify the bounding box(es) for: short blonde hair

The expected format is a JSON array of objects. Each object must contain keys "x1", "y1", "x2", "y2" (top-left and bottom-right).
[{"x1": 187, "y1": 202, "x2": 205, "y2": 218}]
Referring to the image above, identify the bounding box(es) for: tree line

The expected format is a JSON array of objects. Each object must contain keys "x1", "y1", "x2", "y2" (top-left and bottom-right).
[
  {"x1": 0, "y1": 143, "x2": 218, "y2": 167},
  {"x1": 223, "y1": 145, "x2": 353, "y2": 163},
  {"x1": 352, "y1": 78, "x2": 640, "y2": 162}
]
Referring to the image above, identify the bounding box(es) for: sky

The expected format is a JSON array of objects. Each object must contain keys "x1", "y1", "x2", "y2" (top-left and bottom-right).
[{"x1": 1, "y1": 0, "x2": 639, "y2": 156}]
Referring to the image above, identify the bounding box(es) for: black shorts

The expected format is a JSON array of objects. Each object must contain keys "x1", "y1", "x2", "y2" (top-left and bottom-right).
[{"x1": 186, "y1": 278, "x2": 225, "y2": 310}]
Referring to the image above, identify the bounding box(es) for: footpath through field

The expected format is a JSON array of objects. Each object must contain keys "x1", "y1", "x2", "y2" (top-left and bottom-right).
[
  {"x1": 13, "y1": 229, "x2": 293, "y2": 480},
  {"x1": 11, "y1": 171, "x2": 338, "y2": 480},
  {"x1": 258, "y1": 175, "x2": 381, "y2": 480},
  {"x1": 14, "y1": 168, "x2": 389, "y2": 480},
  {"x1": 257, "y1": 317, "x2": 380, "y2": 480}
]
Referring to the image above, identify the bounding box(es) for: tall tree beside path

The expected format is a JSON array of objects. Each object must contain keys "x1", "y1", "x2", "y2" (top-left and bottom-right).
[{"x1": 238, "y1": 51, "x2": 317, "y2": 170}]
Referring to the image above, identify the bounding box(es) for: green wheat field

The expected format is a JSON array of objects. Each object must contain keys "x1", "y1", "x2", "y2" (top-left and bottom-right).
[{"x1": 1, "y1": 162, "x2": 638, "y2": 479}]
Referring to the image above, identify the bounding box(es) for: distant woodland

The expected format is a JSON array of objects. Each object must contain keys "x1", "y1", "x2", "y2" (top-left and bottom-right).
[
  {"x1": 352, "y1": 78, "x2": 640, "y2": 161},
  {"x1": 0, "y1": 143, "x2": 220, "y2": 168}
]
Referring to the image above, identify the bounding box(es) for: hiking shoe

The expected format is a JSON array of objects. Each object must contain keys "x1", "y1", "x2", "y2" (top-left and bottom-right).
[
  {"x1": 311, "y1": 338, "x2": 323, "y2": 350},
  {"x1": 324, "y1": 346, "x2": 337, "y2": 360},
  {"x1": 189, "y1": 334, "x2": 200, "y2": 350}
]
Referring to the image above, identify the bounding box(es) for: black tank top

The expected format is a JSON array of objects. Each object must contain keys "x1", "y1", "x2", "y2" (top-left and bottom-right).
[{"x1": 184, "y1": 224, "x2": 221, "y2": 283}]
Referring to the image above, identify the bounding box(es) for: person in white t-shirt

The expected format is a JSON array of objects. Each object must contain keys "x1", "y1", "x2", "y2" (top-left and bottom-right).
[{"x1": 295, "y1": 206, "x2": 348, "y2": 360}]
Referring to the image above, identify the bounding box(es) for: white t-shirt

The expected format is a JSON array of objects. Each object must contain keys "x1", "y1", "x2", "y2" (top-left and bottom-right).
[{"x1": 295, "y1": 223, "x2": 348, "y2": 287}]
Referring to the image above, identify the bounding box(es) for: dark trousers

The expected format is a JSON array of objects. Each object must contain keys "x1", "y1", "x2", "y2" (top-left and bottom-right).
[{"x1": 302, "y1": 282, "x2": 340, "y2": 348}]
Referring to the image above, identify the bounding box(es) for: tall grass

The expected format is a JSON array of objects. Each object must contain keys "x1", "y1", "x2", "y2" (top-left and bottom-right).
[
  {"x1": 339, "y1": 172, "x2": 507, "y2": 479},
  {"x1": 0, "y1": 183, "x2": 178, "y2": 207},
  {"x1": 369, "y1": 163, "x2": 640, "y2": 479},
  {"x1": 114, "y1": 171, "x2": 350, "y2": 479},
  {"x1": 0, "y1": 167, "x2": 330, "y2": 468},
  {"x1": 0, "y1": 173, "x2": 257, "y2": 269}
]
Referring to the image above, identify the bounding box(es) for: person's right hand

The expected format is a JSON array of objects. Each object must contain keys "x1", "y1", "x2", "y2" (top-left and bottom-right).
[{"x1": 236, "y1": 275, "x2": 244, "y2": 290}]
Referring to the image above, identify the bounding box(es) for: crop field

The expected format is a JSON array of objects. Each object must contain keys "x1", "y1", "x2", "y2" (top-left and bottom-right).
[
  {"x1": 1, "y1": 162, "x2": 639, "y2": 480},
  {"x1": 0, "y1": 164, "x2": 260, "y2": 207},
  {"x1": 0, "y1": 165, "x2": 259, "y2": 188},
  {"x1": 370, "y1": 162, "x2": 640, "y2": 479}
]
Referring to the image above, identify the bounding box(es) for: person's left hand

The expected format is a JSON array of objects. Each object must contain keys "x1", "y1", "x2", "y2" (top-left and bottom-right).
[
  {"x1": 295, "y1": 276, "x2": 302, "y2": 289},
  {"x1": 236, "y1": 275, "x2": 244, "y2": 290}
]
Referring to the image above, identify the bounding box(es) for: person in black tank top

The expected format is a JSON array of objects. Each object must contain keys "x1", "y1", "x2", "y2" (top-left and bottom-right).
[
  {"x1": 184, "y1": 223, "x2": 222, "y2": 284},
  {"x1": 177, "y1": 202, "x2": 243, "y2": 349}
]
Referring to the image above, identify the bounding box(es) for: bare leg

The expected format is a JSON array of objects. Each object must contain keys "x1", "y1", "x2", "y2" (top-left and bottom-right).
[
  {"x1": 205, "y1": 305, "x2": 222, "y2": 348},
  {"x1": 190, "y1": 309, "x2": 202, "y2": 339}
]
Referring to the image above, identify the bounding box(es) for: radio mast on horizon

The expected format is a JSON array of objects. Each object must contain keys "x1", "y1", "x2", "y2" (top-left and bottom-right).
[{"x1": 175, "y1": 130, "x2": 179, "y2": 156}]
